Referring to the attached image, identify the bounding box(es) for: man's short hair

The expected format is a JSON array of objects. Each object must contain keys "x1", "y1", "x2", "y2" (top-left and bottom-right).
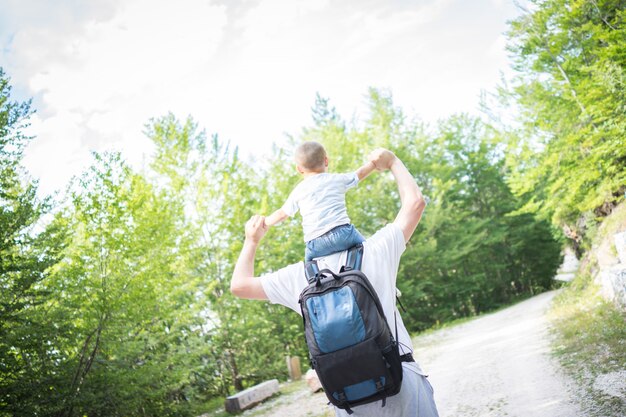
[{"x1": 295, "y1": 141, "x2": 327, "y2": 171}]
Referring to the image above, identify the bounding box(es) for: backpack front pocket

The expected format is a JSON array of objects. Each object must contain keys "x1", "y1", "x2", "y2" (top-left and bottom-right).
[{"x1": 313, "y1": 336, "x2": 389, "y2": 403}]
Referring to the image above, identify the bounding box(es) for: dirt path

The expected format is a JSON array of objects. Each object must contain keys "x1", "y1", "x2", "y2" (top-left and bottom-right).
[
  {"x1": 241, "y1": 290, "x2": 581, "y2": 417},
  {"x1": 414, "y1": 290, "x2": 582, "y2": 417}
]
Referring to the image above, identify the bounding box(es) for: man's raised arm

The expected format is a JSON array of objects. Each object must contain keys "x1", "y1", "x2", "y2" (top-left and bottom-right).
[
  {"x1": 230, "y1": 215, "x2": 270, "y2": 300},
  {"x1": 369, "y1": 149, "x2": 426, "y2": 243}
]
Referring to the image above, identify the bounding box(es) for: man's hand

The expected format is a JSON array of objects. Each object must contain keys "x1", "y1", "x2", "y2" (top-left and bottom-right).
[
  {"x1": 231, "y1": 214, "x2": 269, "y2": 300},
  {"x1": 368, "y1": 148, "x2": 397, "y2": 171},
  {"x1": 245, "y1": 214, "x2": 269, "y2": 244}
]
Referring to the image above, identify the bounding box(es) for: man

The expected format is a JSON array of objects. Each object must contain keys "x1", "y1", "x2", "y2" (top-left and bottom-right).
[{"x1": 231, "y1": 148, "x2": 439, "y2": 416}]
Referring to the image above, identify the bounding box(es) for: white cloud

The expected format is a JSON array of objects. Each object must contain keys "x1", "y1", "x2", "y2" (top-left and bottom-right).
[
  {"x1": 31, "y1": 0, "x2": 225, "y2": 110},
  {"x1": 8, "y1": 0, "x2": 228, "y2": 194},
  {"x1": 1, "y1": 0, "x2": 524, "y2": 196}
]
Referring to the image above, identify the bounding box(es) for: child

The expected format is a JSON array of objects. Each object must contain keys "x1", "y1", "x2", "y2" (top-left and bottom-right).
[{"x1": 264, "y1": 141, "x2": 377, "y2": 262}]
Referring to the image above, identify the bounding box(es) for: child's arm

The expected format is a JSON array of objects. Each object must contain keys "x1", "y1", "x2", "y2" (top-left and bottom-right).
[
  {"x1": 264, "y1": 208, "x2": 289, "y2": 227},
  {"x1": 355, "y1": 161, "x2": 377, "y2": 181}
]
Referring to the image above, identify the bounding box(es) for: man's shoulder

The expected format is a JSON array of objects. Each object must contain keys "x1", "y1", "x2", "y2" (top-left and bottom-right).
[
  {"x1": 260, "y1": 261, "x2": 307, "y2": 312},
  {"x1": 361, "y1": 223, "x2": 406, "y2": 267},
  {"x1": 275, "y1": 261, "x2": 306, "y2": 278},
  {"x1": 364, "y1": 223, "x2": 404, "y2": 249}
]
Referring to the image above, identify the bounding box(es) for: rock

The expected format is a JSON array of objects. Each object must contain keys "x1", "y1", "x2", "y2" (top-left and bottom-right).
[
  {"x1": 598, "y1": 266, "x2": 626, "y2": 307},
  {"x1": 305, "y1": 369, "x2": 322, "y2": 393},
  {"x1": 224, "y1": 379, "x2": 279, "y2": 413},
  {"x1": 593, "y1": 370, "x2": 626, "y2": 398},
  {"x1": 596, "y1": 236, "x2": 619, "y2": 269}
]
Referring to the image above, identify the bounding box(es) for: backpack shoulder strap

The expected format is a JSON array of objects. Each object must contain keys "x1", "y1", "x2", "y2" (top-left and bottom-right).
[
  {"x1": 304, "y1": 243, "x2": 364, "y2": 282},
  {"x1": 304, "y1": 260, "x2": 320, "y2": 284},
  {"x1": 343, "y1": 244, "x2": 364, "y2": 272}
]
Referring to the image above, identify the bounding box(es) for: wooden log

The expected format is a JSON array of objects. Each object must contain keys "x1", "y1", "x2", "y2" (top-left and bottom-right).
[
  {"x1": 224, "y1": 379, "x2": 279, "y2": 413},
  {"x1": 286, "y1": 356, "x2": 301, "y2": 380}
]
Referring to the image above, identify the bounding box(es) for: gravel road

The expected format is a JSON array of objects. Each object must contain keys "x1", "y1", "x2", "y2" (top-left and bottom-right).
[{"x1": 414, "y1": 290, "x2": 582, "y2": 417}]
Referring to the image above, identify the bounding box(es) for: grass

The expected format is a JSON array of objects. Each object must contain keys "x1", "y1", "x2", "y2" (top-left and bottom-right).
[
  {"x1": 200, "y1": 396, "x2": 231, "y2": 417},
  {"x1": 277, "y1": 379, "x2": 308, "y2": 395},
  {"x1": 547, "y1": 201, "x2": 626, "y2": 416},
  {"x1": 549, "y1": 269, "x2": 626, "y2": 416}
]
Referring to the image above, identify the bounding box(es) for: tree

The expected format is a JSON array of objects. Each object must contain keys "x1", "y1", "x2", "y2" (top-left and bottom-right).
[
  {"x1": 504, "y1": 0, "x2": 626, "y2": 248},
  {"x1": 146, "y1": 114, "x2": 306, "y2": 395},
  {"x1": 0, "y1": 68, "x2": 67, "y2": 416},
  {"x1": 37, "y1": 152, "x2": 211, "y2": 416}
]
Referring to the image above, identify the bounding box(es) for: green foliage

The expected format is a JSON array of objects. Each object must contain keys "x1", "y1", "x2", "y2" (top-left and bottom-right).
[
  {"x1": 397, "y1": 114, "x2": 560, "y2": 328},
  {"x1": 0, "y1": 68, "x2": 67, "y2": 416},
  {"x1": 503, "y1": 0, "x2": 626, "y2": 241},
  {"x1": 146, "y1": 114, "x2": 306, "y2": 395},
  {"x1": 22, "y1": 151, "x2": 210, "y2": 416}
]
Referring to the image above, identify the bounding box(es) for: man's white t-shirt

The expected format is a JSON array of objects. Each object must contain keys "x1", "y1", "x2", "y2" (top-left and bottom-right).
[
  {"x1": 281, "y1": 172, "x2": 359, "y2": 242},
  {"x1": 260, "y1": 223, "x2": 424, "y2": 376}
]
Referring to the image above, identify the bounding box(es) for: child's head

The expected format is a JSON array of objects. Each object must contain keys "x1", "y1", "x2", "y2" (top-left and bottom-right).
[{"x1": 294, "y1": 141, "x2": 328, "y2": 174}]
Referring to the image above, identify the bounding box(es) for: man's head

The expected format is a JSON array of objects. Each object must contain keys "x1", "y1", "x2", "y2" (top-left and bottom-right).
[{"x1": 294, "y1": 141, "x2": 328, "y2": 174}]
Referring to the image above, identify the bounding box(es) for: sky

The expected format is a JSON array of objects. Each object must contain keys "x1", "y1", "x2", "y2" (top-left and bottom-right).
[{"x1": 0, "y1": 0, "x2": 527, "y2": 196}]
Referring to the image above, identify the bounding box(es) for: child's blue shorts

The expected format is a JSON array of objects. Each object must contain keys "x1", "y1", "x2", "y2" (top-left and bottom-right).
[{"x1": 305, "y1": 224, "x2": 365, "y2": 262}]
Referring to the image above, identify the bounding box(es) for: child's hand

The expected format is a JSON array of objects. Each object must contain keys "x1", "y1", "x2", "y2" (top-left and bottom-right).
[{"x1": 369, "y1": 148, "x2": 396, "y2": 171}]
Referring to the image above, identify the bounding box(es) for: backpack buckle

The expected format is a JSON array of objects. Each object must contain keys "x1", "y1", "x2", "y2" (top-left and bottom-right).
[
  {"x1": 375, "y1": 379, "x2": 384, "y2": 391},
  {"x1": 304, "y1": 260, "x2": 320, "y2": 284},
  {"x1": 345, "y1": 244, "x2": 363, "y2": 271}
]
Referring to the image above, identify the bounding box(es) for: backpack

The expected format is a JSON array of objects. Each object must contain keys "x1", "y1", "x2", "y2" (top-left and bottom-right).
[{"x1": 298, "y1": 244, "x2": 404, "y2": 414}]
